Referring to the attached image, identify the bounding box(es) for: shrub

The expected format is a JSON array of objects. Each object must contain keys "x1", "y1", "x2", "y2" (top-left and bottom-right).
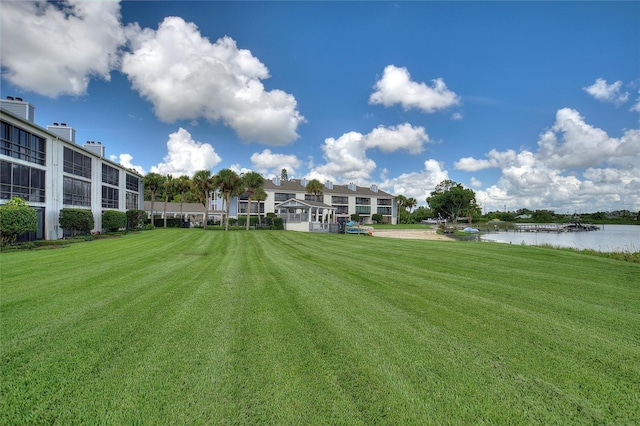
[
  {"x1": 142, "y1": 223, "x2": 156, "y2": 231},
  {"x1": 102, "y1": 210, "x2": 127, "y2": 232},
  {"x1": 126, "y1": 209, "x2": 146, "y2": 230},
  {"x1": 0, "y1": 197, "x2": 38, "y2": 247},
  {"x1": 237, "y1": 216, "x2": 260, "y2": 227},
  {"x1": 59, "y1": 208, "x2": 94, "y2": 237},
  {"x1": 270, "y1": 217, "x2": 284, "y2": 230}
]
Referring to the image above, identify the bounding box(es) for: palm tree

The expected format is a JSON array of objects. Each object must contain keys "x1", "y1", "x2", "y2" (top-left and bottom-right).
[
  {"x1": 192, "y1": 169, "x2": 213, "y2": 226},
  {"x1": 175, "y1": 175, "x2": 191, "y2": 226},
  {"x1": 305, "y1": 178, "x2": 323, "y2": 202},
  {"x1": 143, "y1": 172, "x2": 164, "y2": 226},
  {"x1": 281, "y1": 168, "x2": 288, "y2": 181},
  {"x1": 395, "y1": 195, "x2": 407, "y2": 224},
  {"x1": 253, "y1": 187, "x2": 267, "y2": 227},
  {"x1": 162, "y1": 174, "x2": 173, "y2": 228},
  {"x1": 213, "y1": 168, "x2": 241, "y2": 231},
  {"x1": 406, "y1": 197, "x2": 417, "y2": 224},
  {"x1": 241, "y1": 171, "x2": 264, "y2": 231}
]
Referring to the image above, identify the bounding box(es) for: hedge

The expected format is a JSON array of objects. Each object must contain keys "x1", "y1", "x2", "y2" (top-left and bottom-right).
[{"x1": 59, "y1": 208, "x2": 94, "y2": 236}]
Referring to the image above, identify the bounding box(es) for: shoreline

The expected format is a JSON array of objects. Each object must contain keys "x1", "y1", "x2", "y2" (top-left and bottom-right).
[{"x1": 372, "y1": 229, "x2": 453, "y2": 241}]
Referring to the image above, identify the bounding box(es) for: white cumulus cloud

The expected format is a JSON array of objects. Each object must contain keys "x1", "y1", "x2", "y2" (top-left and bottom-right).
[
  {"x1": 538, "y1": 108, "x2": 639, "y2": 169},
  {"x1": 150, "y1": 128, "x2": 221, "y2": 176},
  {"x1": 110, "y1": 153, "x2": 145, "y2": 175},
  {"x1": 0, "y1": 0, "x2": 125, "y2": 97},
  {"x1": 250, "y1": 149, "x2": 302, "y2": 178},
  {"x1": 369, "y1": 65, "x2": 461, "y2": 113},
  {"x1": 630, "y1": 92, "x2": 640, "y2": 113},
  {"x1": 309, "y1": 123, "x2": 430, "y2": 183},
  {"x1": 121, "y1": 17, "x2": 305, "y2": 145},
  {"x1": 364, "y1": 123, "x2": 429, "y2": 154},
  {"x1": 379, "y1": 159, "x2": 449, "y2": 203},
  {"x1": 583, "y1": 78, "x2": 629, "y2": 105},
  {"x1": 460, "y1": 108, "x2": 640, "y2": 212}
]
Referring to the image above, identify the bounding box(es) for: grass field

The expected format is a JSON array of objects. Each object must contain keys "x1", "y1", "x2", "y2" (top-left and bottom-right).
[{"x1": 1, "y1": 229, "x2": 639, "y2": 424}]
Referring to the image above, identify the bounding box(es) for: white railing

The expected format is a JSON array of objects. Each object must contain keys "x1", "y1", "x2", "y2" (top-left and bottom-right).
[
  {"x1": 309, "y1": 222, "x2": 330, "y2": 232},
  {"x1": 279, "y1": 213, "x2": 306, "y2": 222}
]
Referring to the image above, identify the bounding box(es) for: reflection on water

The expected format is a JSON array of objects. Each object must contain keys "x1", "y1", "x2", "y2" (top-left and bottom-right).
[{"x1": 477, "y1": 224, "x2": 640, "y2": 253}]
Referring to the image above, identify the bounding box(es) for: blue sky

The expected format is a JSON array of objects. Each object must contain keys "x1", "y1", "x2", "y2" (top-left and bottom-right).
[{"x1": 2, "y1": 1, "x2": 639, "y2": 213}]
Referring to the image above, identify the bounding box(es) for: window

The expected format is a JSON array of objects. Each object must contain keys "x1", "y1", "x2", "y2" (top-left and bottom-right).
[
  {"x1": 0, "y1": 120, "x2": 46, "y2": 165},
  {"x1": 102, "y1": 186, "x2": 119, "y2": 209},
  {"x1": 332, "y1": 196, "x2": 348, "y2": 204},
  {"x1": 377, "y1": 206, "x2": 392, "y2": 215},
  {"x1": 275, "y1": 192, "x2": 295, "y2": 202},
  {"x1": 63, "y1": 176, "x2": 91, "y2": 206},
  {"x1": 378, "y1": 198, "x2": 392, "y2": 206},
  {"x1": 126, "y1": 174, "x2": 139, "y2": 191},
  {"x1": 0, "y1": 160, "x2": 45, "y2": 202},
  {"x1": 126, "y1": 192, "x2": 138, "y2": 210},
  {"x1": 355, "y1": 206, "x2": 371, "y2": 214},
  {"x1": 335, "y1": 206, "x2": 348, "y2": 215},
  {"x1": 102, "y1": 164, "x2": 119, "y2": 186},
  {"x1": 63, "y1": 147, "x2": 92, "y2": 178},
  {"x1": 356, "y1": 197, "x2": 370, "y2": 205},
  {"x1": 305, "y1": 194, "x2": 322, "y2": 201}
]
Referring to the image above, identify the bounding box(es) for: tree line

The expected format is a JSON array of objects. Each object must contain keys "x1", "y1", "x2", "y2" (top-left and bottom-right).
[
  {"x1": 397, "y1": 179, "x2": 640, "y2": 225},
  {"x1": 144, "y1": 168, "x2": 266, "y2": 231},
  {"x1": 143, "y1": 168, "x2": 328, "y2": 231}
]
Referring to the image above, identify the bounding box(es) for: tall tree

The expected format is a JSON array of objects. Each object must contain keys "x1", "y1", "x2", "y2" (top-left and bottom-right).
[
  {"x1": 426, "y1": 180, "x2": 477, "y2": 223},
  {"x1": 213, "y1": 168, "x2": 242, "y2": 231},
  {"x1": 174, "y1": 175, "x2": 192, "y2": 225},
  {"x1": 143, "y1": 172, "x2": 164, "y2": 226},
  {"x1": 405, "y1": 197, "x2": 417, "y2": 224},
  {"x1": 395, "y1": 195, "x2": 408, "y2": 223},
  {"x1": 192, "y1": 170, "x2": 213, "y2": 226},
  {"x1": 241, "y1": 171, "x2": 264, "y2": 231},
  {"x1": 253, "y1": 187, "x2": 267, "y2": 227},
  {"x1": 281, "y1": 168, "x2": 288, "y2": 181},
  {"x1": 305, "y1": 179, "x2": 323, "y2": 202},
  {"x1": 162, "y1": 174, "x2": 173, "y2": 228}
]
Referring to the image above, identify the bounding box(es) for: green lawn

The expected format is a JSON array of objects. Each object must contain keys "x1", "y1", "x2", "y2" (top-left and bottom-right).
[{"x1": 1, "y1": 229, "x2": 639, "y2": 424}]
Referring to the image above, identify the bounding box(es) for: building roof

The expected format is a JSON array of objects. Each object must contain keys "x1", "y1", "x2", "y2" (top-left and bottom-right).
[
  {"x1": 276, "y1": 198, "x2": 334, "y2": 210},
  {"x1": 264, "y1": 178, "x2": 394, "y2": 198}
]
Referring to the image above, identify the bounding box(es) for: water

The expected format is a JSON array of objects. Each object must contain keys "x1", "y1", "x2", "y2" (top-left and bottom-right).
[{"x1": 478, "y1": 224, "x2": 640, "y2": 253}]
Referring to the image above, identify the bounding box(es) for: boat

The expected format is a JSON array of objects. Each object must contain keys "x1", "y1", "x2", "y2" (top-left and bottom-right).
[{"x1": 345, "y1": 221, "x2": 374, "y2": 235}]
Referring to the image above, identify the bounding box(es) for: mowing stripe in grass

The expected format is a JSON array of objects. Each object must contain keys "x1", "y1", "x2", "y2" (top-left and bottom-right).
[{"x1": 1, "y1": 229, "x2": 639, "y2": 424}]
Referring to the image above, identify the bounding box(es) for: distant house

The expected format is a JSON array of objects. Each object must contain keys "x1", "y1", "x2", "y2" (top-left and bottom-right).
[
  {"x1": 263, "y1": 177, "x2": 397, "y2": 225},
  {"x1": 143, "y1": 201, "x2": 224, "y2": 227},
  {"x1": 194, "y1": 176, "x2": 397, "y2": 230}
]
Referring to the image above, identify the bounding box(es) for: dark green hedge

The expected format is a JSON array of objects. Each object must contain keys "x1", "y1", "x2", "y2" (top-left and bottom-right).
[
  {"x1": 0, "y1": 204, "x2": 37, "y2": 247},
  {"x1": 59, "y1": 208, "x2": 94, "y2": 236},
  {"x1": 103, "y1": 210, "x2": 127, "y2": 232}
]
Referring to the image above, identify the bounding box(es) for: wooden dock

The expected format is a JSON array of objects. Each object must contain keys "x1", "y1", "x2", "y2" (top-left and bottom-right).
[{"x1": 513, "y1": 223, "x2": 600, "y2": 233}]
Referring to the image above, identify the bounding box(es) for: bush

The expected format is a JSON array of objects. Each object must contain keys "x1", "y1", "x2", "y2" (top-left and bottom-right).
[
  {"x1": 270, "y1": 217, "x2": 284, "y2": 230},
  {"x1": 102, "y1": 210, "x2": 127, "y2": 232},
  {"x1": 126, "y1": 209, "x2": 146, "y2": 230},
  {"x1": 59, "y1": 208, "x2": 94, "y2": 237},
  {"x1": 142, "y1": 223, "x2": 156, "y2": 231},
  {"x1": 237, "y1": 216, "x2": 260, "y2": 227},
  {"x1": 0, "y1": 198, "x2": 38, "y2": 247}
]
